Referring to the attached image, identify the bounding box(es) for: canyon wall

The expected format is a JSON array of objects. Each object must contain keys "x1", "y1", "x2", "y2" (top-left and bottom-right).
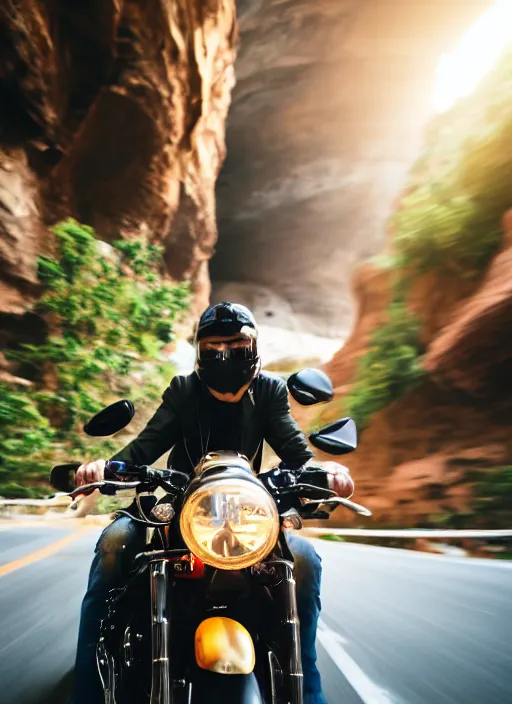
[
  {"x1": 212, "y1": 0, "x2": 491, "y2": 338},
  {"x1": 0, "y1": 0, "x2": 237, "y2": 327}
]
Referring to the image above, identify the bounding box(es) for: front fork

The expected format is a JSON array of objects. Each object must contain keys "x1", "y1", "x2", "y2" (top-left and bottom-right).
[
  {"x1": 282, "y1": 561, "x2": 303, "y2": 704},
  {"x1": 266, "y1": 558, "x2": 303, "y2": 704},
  {"x1": 97, "y1": 559, "x2": 174, "y2": 704},
  {"x1": 98, "y1": 556, "x2": 176, "y2": 704},
  {"x1": 150, "y1": 559, "x2": 171, "y2": 704}
]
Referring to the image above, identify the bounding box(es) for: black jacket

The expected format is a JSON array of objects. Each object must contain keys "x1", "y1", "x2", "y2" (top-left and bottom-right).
[{"x1": 111, "y1": 371, "x2": 313, "y2": 475}]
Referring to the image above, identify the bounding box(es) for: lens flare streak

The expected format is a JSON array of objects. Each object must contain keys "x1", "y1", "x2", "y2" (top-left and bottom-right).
[{"x1": 435, "y1": 0, "x2": 512, "y2": 112}]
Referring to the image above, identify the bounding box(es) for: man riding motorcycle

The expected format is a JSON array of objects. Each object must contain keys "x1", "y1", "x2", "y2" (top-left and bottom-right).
[{"x1": 71, "y1": 302, "x2": 354, "y2": 704}]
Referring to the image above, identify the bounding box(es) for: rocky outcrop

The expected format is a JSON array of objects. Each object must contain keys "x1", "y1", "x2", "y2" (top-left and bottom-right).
[
  {"x1": 212, "y1": 0, "x2": 492, "y2": 338},
  {"x1": 0, "y1": 0, "x2": 237, "y2": 322},
  {"x1": 324, "y1": 262, "x2": 392, "y2": 393},
  {"x1": 0, "y1": 149, "x2": 48, "y2": 313},
  {"x1": 424, "y1": 211, "x2": 512, "y2": 401},
  {"x1": 321, "y1": 212, "x2": 512, "y2": 526}
]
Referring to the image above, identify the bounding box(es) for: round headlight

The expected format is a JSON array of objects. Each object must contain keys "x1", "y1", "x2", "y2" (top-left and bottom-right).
[{"x1": 180, "y1": 477, "x2": 280, "y2": 570}]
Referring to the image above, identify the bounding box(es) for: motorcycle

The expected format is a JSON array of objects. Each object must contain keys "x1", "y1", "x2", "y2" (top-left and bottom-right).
[{"x1": 50, "y1": 368, "x2": 371, "y2": 704}]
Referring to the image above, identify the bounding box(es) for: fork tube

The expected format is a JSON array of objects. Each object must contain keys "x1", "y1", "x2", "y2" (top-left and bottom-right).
[
  {"x1": 150, "y1": 559, "x2": 171, "y2": 704},
  {"x1": 282, "y1": 561, "x2": 303, "y2": 704}
]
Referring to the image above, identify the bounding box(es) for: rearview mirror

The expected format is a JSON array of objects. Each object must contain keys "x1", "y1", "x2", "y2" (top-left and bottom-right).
[
  {"x1": 309, "y1": 418, "x2": 357, "y2": 455},
  {"x1": 287, "y1": 368, "x2": 333, "y2": 406},
  {"x1": 50, "y1": 463, "x2": 81, "y2": 492},
  {"x1": 83, "y1": 399, "x2": 135, "y2": 436}
]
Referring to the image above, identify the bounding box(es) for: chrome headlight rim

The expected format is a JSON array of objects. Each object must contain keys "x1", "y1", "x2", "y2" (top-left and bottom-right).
[{"x1": 179, "y1": 475, "x2": 280, "y2": 570}]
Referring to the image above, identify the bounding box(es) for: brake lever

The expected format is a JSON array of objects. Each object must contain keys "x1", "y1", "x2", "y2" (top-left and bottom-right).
[
  {"x1": 303, "y1": 497, "x2": 372, "y2": 517},
  {"x1": 68, "y1": 480, "x2": 142, "y2": 499},
  {"x1": 280, "y1": 483, "x2": 337, "y2": 500}
]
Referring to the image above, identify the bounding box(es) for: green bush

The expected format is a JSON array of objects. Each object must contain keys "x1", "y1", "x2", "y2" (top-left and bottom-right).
[
  {"x1": 0, "y1": 382, "x2": 55, "y2": 482},
  {"x1": 0, "y1": 482, "x2": 49, "y2": 499},
  {"x1": 472, "y1": 466, "x2": 512, "y2": 529},
  {"x1": 0, "y1": 219, "x2": 190, "y2": 495},
  {"x1": 425, "y1": 467, "x2": 512, "y2": 530},
  {"x1": 345, "y1": 303, "x2": 424, "y2": 429}
]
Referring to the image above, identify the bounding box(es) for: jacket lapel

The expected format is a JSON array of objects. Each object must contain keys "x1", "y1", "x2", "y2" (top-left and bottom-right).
[{"x1": 241, "y1": 385, "x2": 260, "y2": 464}]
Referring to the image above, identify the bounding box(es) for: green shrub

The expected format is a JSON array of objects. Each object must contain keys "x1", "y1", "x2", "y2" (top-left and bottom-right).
[
  {"x1": 0, "y1": 219, "x2": 190, "y2": 496},
  {"x1": 472, "y1": 466, "x2": 512, "y2": 529},
  {"x1": 425, "y1": 467, "x2": 512, "y2": 530},
  {"x1": 0, "y1": 482, "x2": 49, "y2": 499},
  {"x1": 0, "y1": 382, "x2": 55, "y2": 481},
  {"x1": 95, "y1": 492, "x2": 137, "y2": 515},
  {"x1": 345, "y1": 303, "x2": 424, "y2": 429}
]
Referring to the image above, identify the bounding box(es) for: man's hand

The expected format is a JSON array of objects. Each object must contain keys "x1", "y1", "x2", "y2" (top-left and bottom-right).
[
  {"x1": 75, "y1": 459, "x2": 106, "y2": 487},
  {"x1": 313, "y1": 461, "x2": 354, "y2": 498}
]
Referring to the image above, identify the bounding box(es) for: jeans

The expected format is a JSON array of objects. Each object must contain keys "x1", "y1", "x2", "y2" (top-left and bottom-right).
[{"x1": 71, "y1": 518, "x2": 326, "y2": 704}]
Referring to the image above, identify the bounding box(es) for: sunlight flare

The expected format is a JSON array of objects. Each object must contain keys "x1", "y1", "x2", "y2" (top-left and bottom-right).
[{"x1": 434, "y1": 0, "x2": 512, "y2": 113}]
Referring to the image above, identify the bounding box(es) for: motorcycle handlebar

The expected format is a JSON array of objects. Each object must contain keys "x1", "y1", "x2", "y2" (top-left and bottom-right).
[
  {"x1": 68, "y1": 479, "x2": 142, "y2": 499},
  {"x1": 104, "y1": 461, "x2": 189, "y2": 490},
  {"x1": 53, "y1": 462, "x2": 371, "y2": 517},
  {"x1": 50, "y1": 461, "x2": 189, "y2": 496}
]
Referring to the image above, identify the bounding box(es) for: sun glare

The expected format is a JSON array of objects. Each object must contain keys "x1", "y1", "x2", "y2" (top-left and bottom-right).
[{"x1": 434, "y1": 0, "x2": 512, "y2": 113}]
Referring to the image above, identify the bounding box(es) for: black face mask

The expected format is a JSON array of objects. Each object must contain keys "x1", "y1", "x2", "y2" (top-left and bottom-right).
[{"x1": 198, "y1": 359, "x2": 259, "y2": 395}]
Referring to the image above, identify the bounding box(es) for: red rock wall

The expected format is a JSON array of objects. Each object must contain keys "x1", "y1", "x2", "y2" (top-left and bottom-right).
[
  {"x1": 0, "y1": 0, "x2": 237, "y2": 318},
  {"x1": 322, "y1": 212, "x2": 512, "y2": 526}
]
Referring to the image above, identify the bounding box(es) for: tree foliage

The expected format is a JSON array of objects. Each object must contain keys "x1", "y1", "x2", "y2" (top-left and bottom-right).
[
  {"x1": 345, "y1": 303, "x2": 424, "y2": 429},
  {"x1": 0, "y1": 219, "x2": 189, "y2": 497}
]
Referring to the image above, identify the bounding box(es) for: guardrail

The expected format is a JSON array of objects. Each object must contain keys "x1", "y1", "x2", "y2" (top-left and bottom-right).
[
  {"x1": 304, "y1": 528, "x2": 512, "y2": 539},
  {"x1": 0, "y1": 496, "x2": 70, "y2": 508},
  {"x1": 1, "y1": 499, "x2": 511, "y2": 538}
]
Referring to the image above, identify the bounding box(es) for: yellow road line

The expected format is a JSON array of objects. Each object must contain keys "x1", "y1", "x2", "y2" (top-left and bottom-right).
[{"x1": 0, "y1": 527, "x2": 93, "y2": 578}]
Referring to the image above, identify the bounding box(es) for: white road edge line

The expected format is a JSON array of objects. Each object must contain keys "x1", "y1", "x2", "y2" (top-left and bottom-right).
[
  {"x1": 309, "y1": 539, "x2": 512, "y2": 570},
  {"x1": 317, "y1": 619, "x2": 396, "y2": 704}
]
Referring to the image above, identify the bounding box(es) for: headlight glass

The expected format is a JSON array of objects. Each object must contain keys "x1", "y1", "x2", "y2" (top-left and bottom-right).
[{"x1": 180, "y1": 478, "x2": 280, "y2": 570}]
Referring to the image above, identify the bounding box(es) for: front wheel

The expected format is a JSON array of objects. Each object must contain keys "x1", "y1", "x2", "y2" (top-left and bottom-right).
[{"x1": 190, "y1": 670, "x2": 264, "y2": 704}]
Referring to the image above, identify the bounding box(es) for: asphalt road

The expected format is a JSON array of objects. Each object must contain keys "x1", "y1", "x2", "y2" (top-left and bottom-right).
[{"x1": 0, "y1": 522, "x2": 511, "y2": 704}]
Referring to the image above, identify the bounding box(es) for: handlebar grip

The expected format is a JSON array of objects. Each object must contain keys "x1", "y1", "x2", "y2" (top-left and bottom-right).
[
  {"x1": 104, "y1": 460, "x2": 128, "y2": 480},
  {"x1": 104, "y1": 460, "x2": 150, "y2": 481},
  {"x1": 104, "y1": 461, "x2": 161, "y2": 485},
  {"x1": 103, "y1": 462, "x2": 187, "y2": 491}
]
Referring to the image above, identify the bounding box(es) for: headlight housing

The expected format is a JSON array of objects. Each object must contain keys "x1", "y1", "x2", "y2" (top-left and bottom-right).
[{"x1": 180, "y1": 476, "x2": 280, "y2": 570}]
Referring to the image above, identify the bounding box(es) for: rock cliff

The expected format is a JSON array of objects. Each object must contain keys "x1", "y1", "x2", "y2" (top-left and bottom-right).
[
  {"x1": 0, "y1": 0, "x2": 493, "y2": 342},
  {"x1": 0, "y1": 0, "x2": 237, "y2": 325},
  {"x1": 320, "y1": 211, "x2": 512, "y2": 527}
]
